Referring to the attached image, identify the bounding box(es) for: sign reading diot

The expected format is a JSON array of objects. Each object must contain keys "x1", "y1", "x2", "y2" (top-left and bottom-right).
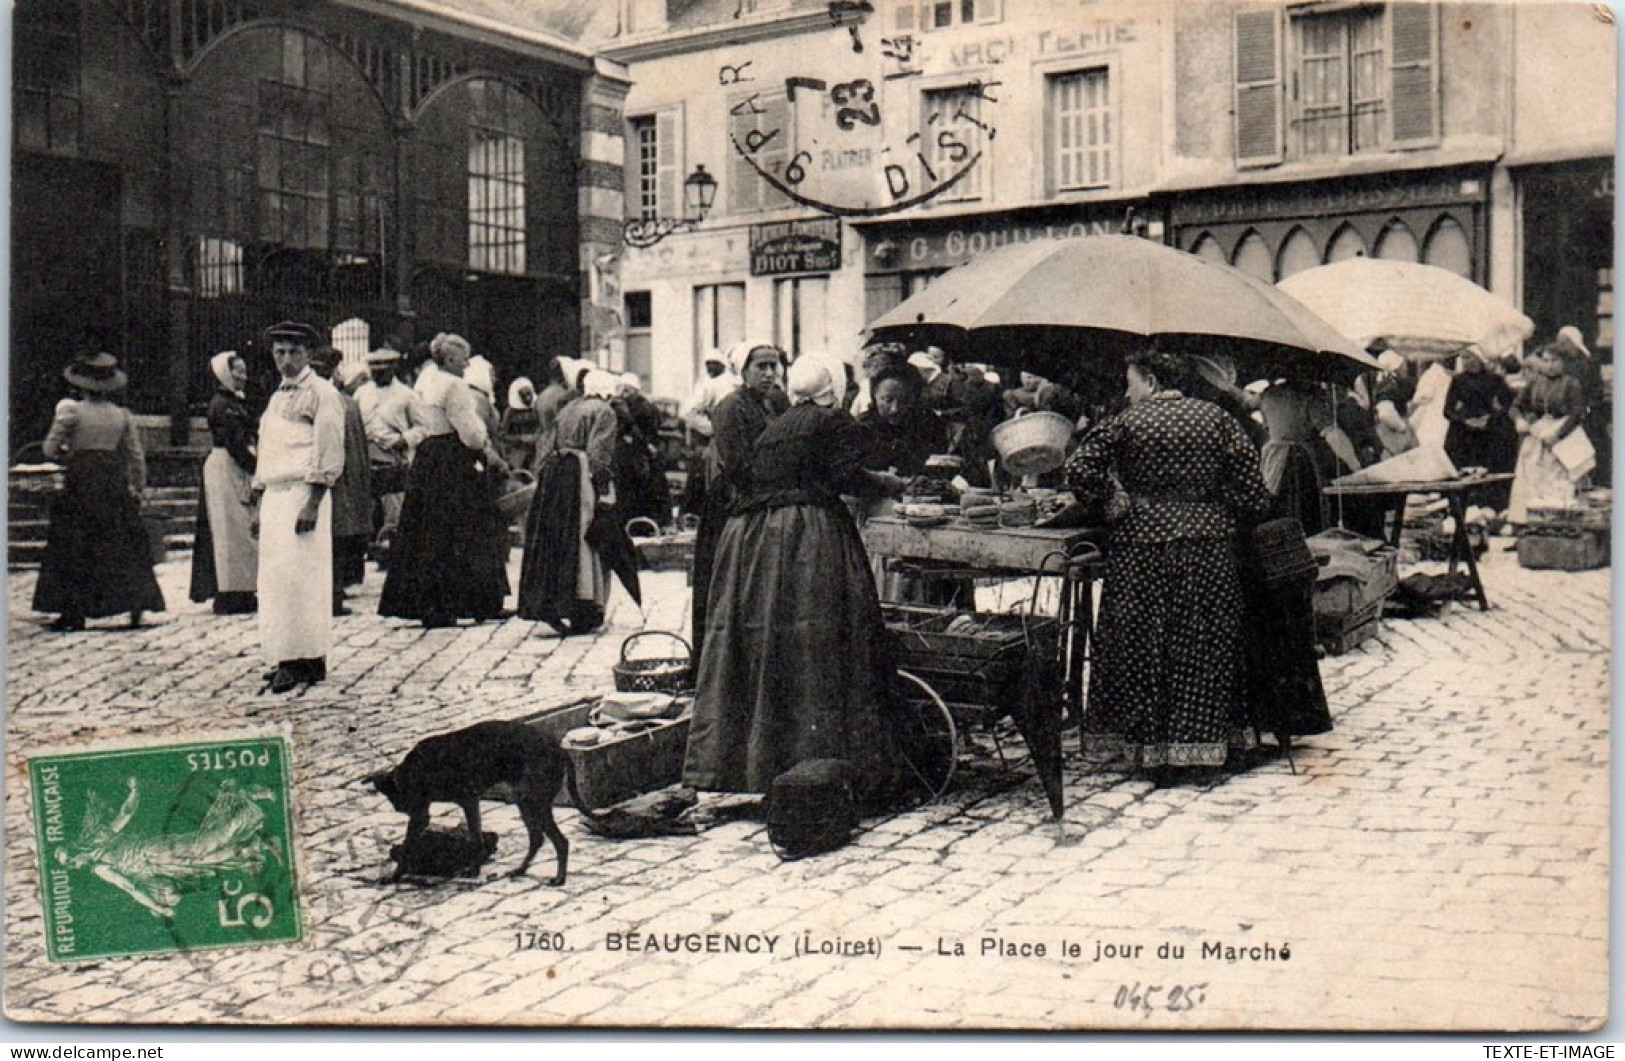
[{"x1": 750, "y1": 218, "x2": 842, "y2": 276}]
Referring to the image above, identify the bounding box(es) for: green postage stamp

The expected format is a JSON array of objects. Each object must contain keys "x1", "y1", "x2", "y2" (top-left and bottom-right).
[{"x1": 28, "y1": 733, "x2": 303, "y2": 962}]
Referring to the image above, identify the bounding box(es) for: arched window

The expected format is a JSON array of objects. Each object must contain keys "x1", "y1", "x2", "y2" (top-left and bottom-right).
[
  {"x1": 1231, "y1": 231, "x2": 1272, "y2": 282},
  {"x1": 1326, "y1": 223, "x2": 1366, "y2": 263},
  {"x1": 1190, "y1": 233, "x2": 1227, "y2": 265},
  {"x1": 1373, "y1": 220, "x2": 1419, "y2": 262},
  {"x1": 1422, "y1": 217, "x2": 1472, "y2": 278},
  {"x1": 331, "y1": 317, "x2": 370, "y2": 368},
  {"x1": 1275, "y1": 227, "x2": 1319, "y2": 280}
]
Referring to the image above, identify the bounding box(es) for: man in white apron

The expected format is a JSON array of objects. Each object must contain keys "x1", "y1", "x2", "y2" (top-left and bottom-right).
[{"x1": 251, "y1": 321, "x2": 347, "y2": 694}]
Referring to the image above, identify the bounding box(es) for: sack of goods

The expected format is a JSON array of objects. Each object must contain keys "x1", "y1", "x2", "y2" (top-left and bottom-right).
[{"x1": 764, "y1": 759, "x2": 859, "y2": 861}]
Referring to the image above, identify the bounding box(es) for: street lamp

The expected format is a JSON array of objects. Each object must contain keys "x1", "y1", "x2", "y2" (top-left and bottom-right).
[
  {"x1": 683, "y1": 164, "x2": 717, "y2": 222},
  {"x1": 624, "y1": 164, "x2": 720, "y2": 248}
]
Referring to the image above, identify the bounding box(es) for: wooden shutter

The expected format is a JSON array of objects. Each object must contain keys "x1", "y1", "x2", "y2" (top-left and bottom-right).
[
  {"x1": 1234, "y1": 7, "x2": 1284, "y2": 165},
  {"x1": 655, "y1": 108, "x2": 681, "y2": 218},
  {"x1": 1389, "y1": 2, "x2": 1440, "y2": 146}
]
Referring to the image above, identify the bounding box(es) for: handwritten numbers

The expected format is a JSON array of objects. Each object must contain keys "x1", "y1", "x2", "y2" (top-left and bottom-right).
[
  {"x1": 718, "y1": 61, "x2": 755, "y2": 86},
  {"x1": 1114, "y1": 982, "x2": 1208, "y2": 1019}
]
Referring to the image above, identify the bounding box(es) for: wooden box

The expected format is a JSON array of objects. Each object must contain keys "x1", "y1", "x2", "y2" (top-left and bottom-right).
[{"x1": 1517, "y1": 531, "x2": 1610, "y2": 572}]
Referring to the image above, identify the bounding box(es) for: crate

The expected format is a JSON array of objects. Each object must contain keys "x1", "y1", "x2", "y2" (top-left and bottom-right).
[
  {"x1": 1315, "y1": 598, "x2": 1383, "y2": 656},
  {"x1": 1517, "y1": 530, "x2": 1609, "y2": 572},
  {"x1": 513, "y1": 697, "x2": 691, "y2": 810},
  {"x1": 883, "y1": 607, "x2": 1061, "y2": 664}
]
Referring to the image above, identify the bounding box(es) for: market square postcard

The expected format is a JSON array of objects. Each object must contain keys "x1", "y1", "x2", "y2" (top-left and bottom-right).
[{"x1": 3, "y1": 0, "x2": 1615, "y2": 1032}]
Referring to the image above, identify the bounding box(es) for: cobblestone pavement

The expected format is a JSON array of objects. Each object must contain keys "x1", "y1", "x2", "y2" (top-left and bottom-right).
[{"x1": 2, "y1": 544, "x2": 1610, "y2": 1031}]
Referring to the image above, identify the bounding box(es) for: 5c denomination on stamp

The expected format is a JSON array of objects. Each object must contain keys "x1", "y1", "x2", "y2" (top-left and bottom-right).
[{"x1": 28, "y1": 732, "x2": 303, "y2": 962}]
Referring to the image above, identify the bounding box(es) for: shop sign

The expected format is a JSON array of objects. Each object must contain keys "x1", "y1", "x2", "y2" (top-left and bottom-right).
[
  {"x1": 749, "y1": 218, "x2": 842, "y2": 276},
  {"x1": 866, "y1": 215, "x2": 1124, "y2": 272},
  {"x1": 1172, "y1": 171, "x2": 1487, "y2": 227}
]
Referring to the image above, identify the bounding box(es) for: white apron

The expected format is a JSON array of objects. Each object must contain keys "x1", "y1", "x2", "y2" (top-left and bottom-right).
[
  {"x1": 256, "y1": 391, "x2": 335, "y2": 664},
  {"x1": 202, "y1": 448, "x2": 259, "y2": 594},
  {"x1": 1508, "y1": 417, "x2": 1579, "y2": 523},
  {"x1": 569, "y1": 451, "x2": 610, "y2": 607}
]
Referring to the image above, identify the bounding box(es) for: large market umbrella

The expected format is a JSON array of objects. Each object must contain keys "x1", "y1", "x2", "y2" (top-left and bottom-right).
[
  {"x1": 866, "y1": 235, "x2": 1375, "y2": 384},
  {"x1": 1277, "y1": 258, "x2": 1534, "y2": 358}
]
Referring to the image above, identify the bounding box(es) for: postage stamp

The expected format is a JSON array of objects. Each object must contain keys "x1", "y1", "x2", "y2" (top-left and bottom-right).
[{"x1": 27, "y1": 733, "x2": 303, "y2": 963}]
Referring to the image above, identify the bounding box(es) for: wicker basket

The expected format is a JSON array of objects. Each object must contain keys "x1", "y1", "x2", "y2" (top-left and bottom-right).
[
  {"x1": 612, "y1": 631, "x2": 694, "y2": 693},
  {"x1": 494, "y1": 469, "x2": 537, "y2": 521},
  {"x1": 990, "y1": 411, "x2": 1072, "y2": 477}
]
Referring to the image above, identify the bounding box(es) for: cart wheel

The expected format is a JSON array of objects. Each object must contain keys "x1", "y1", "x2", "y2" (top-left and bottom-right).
[{"x1": 892, "y1": 668, "x2": 959, "y2": 804}]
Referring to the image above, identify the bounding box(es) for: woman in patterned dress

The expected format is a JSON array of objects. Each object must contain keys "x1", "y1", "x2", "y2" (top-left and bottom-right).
[{"x1": 1064, "y1": 349, "x2": 1274, "y2": 785}]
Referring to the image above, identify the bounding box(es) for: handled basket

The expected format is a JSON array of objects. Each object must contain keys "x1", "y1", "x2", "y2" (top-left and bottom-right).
[{"x1": 612, "y1": 631, "x2": 694, "y2": 694}]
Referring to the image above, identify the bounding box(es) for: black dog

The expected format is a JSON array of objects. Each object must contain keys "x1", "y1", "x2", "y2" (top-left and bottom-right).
[{"x1": 369, "y1": 721, "x2": 571, "y2": 885}]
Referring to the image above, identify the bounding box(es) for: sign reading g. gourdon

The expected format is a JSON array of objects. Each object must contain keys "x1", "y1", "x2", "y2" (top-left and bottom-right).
[{"x1": 750, "y1": 219, "x2": 842, "y2": 276}]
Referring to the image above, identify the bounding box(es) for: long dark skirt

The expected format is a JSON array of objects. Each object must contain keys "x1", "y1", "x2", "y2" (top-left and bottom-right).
[
  {"x1": 688, "y1": 481, "x2": 735, "y2": 672},
  {"x1": 516, "y1": 452, "x2": 603, "y2": 635},
  {"x1": 1084, "y1": 535, "x2": 1250, "y2": 769},
  {"x1": 378, "y1": 436, "x2": 507, "y2": 622},
  {"x1": 683, "y1": 502, "x2": 898, "y2": 801},
  {"x1": 33, "y1": 453, "x2": 166, "y2": 620},
  {"x1": 1241, "y1": 573, "x2": 1333, "y2": 743}
]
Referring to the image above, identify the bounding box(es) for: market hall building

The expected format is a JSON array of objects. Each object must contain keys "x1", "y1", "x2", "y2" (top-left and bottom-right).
[
  {"x1": 10, "y1": 0, "x2": 627, "y2": 451},
  {"x1": 600, "y1": 0, "x2": 1611, "y2": 405}
]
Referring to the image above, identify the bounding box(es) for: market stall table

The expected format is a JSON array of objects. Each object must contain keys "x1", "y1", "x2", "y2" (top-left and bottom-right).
[
  {"x1": 1321, "y1": 472, "x2": 1515, "y2": 611},
  {"x1": 860, "y1": 516, "x2": 1106, "y2": 819}
]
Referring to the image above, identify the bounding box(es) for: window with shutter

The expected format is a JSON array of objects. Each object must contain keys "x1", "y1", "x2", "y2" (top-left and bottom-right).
[
  {"x1": 728, "y1": 91, "x2": 792, "y2": 214},
  {"x1": 1275, "y1": 4, "x2": 1439, "y2": 161},
  {"x1": 655, "y1": 109, "x2": 682, "y2": 218},
  {"x1": 923, "y1": 86, "x2": 987, "y2": 202},
  {"x1": 1050, "y1": 68, "x2": 1113, "y2": 192},
  {"x1": 1234, "y1": 8, "x2": 1284, "y2": 165},
  {"x1": 1389, "y1": 2, "x2": 1439, "y2": 146}
]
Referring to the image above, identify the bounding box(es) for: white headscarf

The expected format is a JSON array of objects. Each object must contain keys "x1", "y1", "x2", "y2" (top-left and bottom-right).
[
  {"x1": 508, "y1": 376, "x2": 536, "y2": 410},
  {"x1": 786, "y1": 354, "x2": 839, "y2": 407},
  {"x1": 726, "y1": 340, "x2": 782, "y2": 375},
  {"x1": 582, "y1": 369, "x2": 622, "y2": 400},
  {"x1": 1557, "y1": 325, "x2": 1592, "y2": 360},
  {"x1": 465, "y1": 356, "x2": 495, "y2": 400},
  {"x1": 619, "y1": 371, "x2": 642, "y2": 393},
  {"x1": 209, "y1": 351, "x2": 241, "y2": 396}
]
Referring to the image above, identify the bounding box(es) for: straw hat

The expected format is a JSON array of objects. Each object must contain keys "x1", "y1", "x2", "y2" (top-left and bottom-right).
[{"x1": 63, "y1": 353, "x2": 127, "y2": 394}]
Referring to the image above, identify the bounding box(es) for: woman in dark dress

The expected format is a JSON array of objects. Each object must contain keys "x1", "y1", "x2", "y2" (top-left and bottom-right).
[
  {"x1": 517, "y1": 369, "x2": 627, "y2": 635},
  {"x1": 378, "y1": 333, "x2": 511, "y2": 628},
  {"x1": 1443, "y1": 346, "x2": 1518, "y2": 511},
  {"x1": 189, "y1": 351, "x2": 259, "y2": 614},
  {"x1": 1064, "y1": 349, "x2": 1273, "y2": 785},
  {"x1": 857, "y1": 363, "x2": 947, "y2": 479},
  {"x1": 684, "y1": 356, "x2": 908, "y2": 805},
  {"x1": 689, "y1": 341, "x2": 787, "y2": 670},
  {"x1": 34, "y1": 354, "x2": 166, "y2": 631}
]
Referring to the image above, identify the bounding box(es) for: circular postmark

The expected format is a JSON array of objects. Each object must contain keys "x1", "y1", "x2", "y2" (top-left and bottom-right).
[{"x1": 720, "y1": 3, "x2": 1000, "y2": 219}]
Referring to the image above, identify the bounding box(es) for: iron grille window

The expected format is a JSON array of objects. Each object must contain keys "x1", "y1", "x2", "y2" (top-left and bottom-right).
[
  {"x1": 257, "y1": 32, "x2": 332, "y2": 250},
  {"x1": 196, "y1": 237, "x2": 244, "y2": 299},
  {"x1": 1050, "y1": 68, "x2": 1112, "y2": 191},
  {"x1": 469, "y1": 129, "x2": 526, "y2": 274},
  {"x1": 15, "y1": 1, "x2": 81, "y2": 154},
  {"x1": 468, "y1": 81, "x2": 529, "y2": 275}
]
